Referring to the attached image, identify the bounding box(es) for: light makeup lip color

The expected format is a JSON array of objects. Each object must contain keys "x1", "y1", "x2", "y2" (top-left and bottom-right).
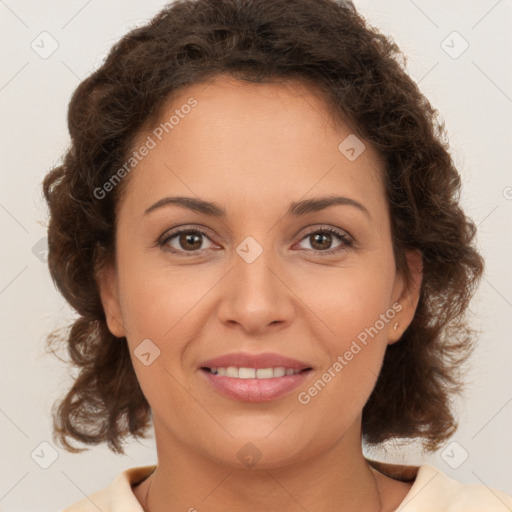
[
  {"x1": 198, "y1": 351, "x2": 314, "y2": 370},
  {"x1": 198, "y1": 351, "x2": 314, "y2": 402}
]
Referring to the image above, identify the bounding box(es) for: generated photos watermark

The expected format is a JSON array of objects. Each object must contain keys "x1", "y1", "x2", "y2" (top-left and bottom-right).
[
  {"x1": 93, "y1": 97, "x2": 198, "y2": 200},
  {"x1": 297, "y1": 301, "x2": 402, "y2": 405}
]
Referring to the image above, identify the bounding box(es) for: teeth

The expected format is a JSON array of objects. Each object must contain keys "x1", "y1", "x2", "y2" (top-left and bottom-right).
[
  {"x1": 226, "y1": 366, "x2": 239, "y2": 378},
  {"x1": 208, "y1": 366, "x2": 305, "y2": 378}
]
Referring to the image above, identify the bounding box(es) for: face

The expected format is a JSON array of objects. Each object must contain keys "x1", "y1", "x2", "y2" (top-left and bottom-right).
[{"x1": 99, "y1": 75, "x2": 422, "y2": 468}]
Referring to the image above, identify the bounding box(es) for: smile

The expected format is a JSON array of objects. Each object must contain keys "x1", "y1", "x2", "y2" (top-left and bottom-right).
[
  {"x1": 200, "y1": 367, "x2": 313, "y2": 402},
  {"x1": 205, "y1": 366, "x2": 307, "y2": 378}
]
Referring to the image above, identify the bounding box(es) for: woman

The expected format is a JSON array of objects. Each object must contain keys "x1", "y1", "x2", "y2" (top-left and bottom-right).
[{"x1": 43, "y1": 0, "x2": 511, "y2": 510}]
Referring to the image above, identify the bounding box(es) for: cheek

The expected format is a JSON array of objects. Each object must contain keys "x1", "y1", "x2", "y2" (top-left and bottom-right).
[
  {"x1": 115, "y1": 258, "x2": 210, "y2": 411},
  {"x1": 114, "y1": 225, "x2": 200, "y2": 331},
  {"x1": 118, "y1": 242, "x2": 396, "y2": 352},
  {"x1": 116, "y1": 252, "x2": 226, "y2": 370},
  {"x1": 294, "y1": 298, "x2": 392, "y2": 437},
  {"x1": 303, "y1": 260, "x2": 396, "y2": 341},
  {"x1": 296, "y1": 260, "x2": 396, "y2": 399}
]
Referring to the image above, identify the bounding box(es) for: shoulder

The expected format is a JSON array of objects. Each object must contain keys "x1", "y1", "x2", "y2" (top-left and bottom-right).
[
  {"x1": 59, "y1": 465, "x2": 156, "y2": 512},
  {"x1": 396, "y1": 463, "x2": 512, "y2": 512}
]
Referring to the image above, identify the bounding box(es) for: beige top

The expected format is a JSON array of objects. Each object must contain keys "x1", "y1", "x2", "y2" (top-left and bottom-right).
[{"x1": 61, "y1": 460, "x2": 512, "y2": 511}]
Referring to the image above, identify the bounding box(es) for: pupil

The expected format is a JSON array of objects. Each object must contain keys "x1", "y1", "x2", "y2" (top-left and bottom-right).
[
  {"x1": 312, "y1": 233, "x2": 331, "y2": 250},
  {"x1": 181, "y1": 232, "x2": 201, "y2": 250}
]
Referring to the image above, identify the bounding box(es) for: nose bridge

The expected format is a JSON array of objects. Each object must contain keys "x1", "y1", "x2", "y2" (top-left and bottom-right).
[
  {"x1": 234, "y1": 233, "x2": 280, "y2": 303},
  {"x1": 219, "y1": 232, "x2": 292, "y2": 331}
]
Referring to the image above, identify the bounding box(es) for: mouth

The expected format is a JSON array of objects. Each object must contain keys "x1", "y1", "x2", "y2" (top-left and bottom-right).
[
  {"x1": 201, "y1": 366, "x2": 312, "y2": 378},
  {"x1": 199, "y1": 366, "x2": 313, "y2": 402}
]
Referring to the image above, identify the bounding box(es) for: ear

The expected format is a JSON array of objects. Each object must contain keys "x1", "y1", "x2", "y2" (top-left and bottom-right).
[
  {"x1": 96, "y1": 262, "x2": 126, "y2": 338},
  {"x1": 387, "y1": 249, "x2": 423, "y2": 344}
]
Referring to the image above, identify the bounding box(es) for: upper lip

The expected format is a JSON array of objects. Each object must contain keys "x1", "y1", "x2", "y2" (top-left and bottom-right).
[{"x1": 199, "y1": 352, "x2": 313, "y2": 370}]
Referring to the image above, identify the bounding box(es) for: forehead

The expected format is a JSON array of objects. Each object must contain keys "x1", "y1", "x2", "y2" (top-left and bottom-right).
[{"x1": 120, "y1": 75, "x2": 386, "y2": 220}]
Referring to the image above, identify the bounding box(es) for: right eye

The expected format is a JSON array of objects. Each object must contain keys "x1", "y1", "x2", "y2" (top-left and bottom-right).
[{"x1": 160, "y1": 228, "x2": 218, "y2": 256}]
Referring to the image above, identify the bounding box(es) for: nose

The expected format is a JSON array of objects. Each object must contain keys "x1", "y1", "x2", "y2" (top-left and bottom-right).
[{"x1": 217, "y1": 240, "x2": 295, "y2": 335}]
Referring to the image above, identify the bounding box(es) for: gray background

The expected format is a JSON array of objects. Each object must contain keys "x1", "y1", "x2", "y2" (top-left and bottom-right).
[{"x1": 0, "y1": 0, "x2": 511, "y2": 510}]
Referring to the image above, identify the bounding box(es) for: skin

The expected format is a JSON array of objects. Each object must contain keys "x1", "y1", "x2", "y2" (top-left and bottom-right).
[{"x1": 99, "y1": 75, "x2": 423, "y2": 512}]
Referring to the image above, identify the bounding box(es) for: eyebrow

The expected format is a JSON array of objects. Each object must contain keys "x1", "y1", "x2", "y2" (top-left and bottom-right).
[{"x1": 144, "y1": 195, "x2": 371, "y2": 219}]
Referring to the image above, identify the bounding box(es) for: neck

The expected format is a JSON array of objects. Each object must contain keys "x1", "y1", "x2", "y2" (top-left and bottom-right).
[{"x1": 137, "y1": 419, "x2": 385, "y2": 512}]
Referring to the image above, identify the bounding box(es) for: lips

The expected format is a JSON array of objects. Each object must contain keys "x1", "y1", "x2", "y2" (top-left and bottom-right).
[
  {"x1": 197, "y1": 351, "x2": 314, "y2": 402},
  {"x1": 198, "y1": 351, "x2": 313, "y2": 371},
  {"x1": 200, "y1": 368, "x2": 312, "y2": 402}
]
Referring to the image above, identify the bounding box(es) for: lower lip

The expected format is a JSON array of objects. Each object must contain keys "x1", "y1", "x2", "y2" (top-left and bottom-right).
[{"x1": 199, "y1": 368, "x2": 312, "y2": 402}]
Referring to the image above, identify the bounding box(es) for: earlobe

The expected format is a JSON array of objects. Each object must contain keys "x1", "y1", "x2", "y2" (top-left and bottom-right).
[
  {"x1": 387, "y1": 249, "x2": 423, "y2": 344},
  {"x1": 96, "y1": 262, "x2": 126, "y2": 338}
]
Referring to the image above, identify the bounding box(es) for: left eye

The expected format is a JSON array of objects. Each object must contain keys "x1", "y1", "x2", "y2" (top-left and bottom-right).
[{"x1": 295, "y1": 228, "x2": 352, "y2": 254}]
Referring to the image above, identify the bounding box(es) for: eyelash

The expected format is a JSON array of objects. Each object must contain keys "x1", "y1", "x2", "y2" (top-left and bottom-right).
[{"x1": 158, "y1": 225, "x2": 353, "y2": 257}]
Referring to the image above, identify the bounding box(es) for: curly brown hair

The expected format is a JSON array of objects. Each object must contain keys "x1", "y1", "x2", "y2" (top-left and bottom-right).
[{"x1": 43, "y1": 0, "x2": 484, "y2": 455}]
